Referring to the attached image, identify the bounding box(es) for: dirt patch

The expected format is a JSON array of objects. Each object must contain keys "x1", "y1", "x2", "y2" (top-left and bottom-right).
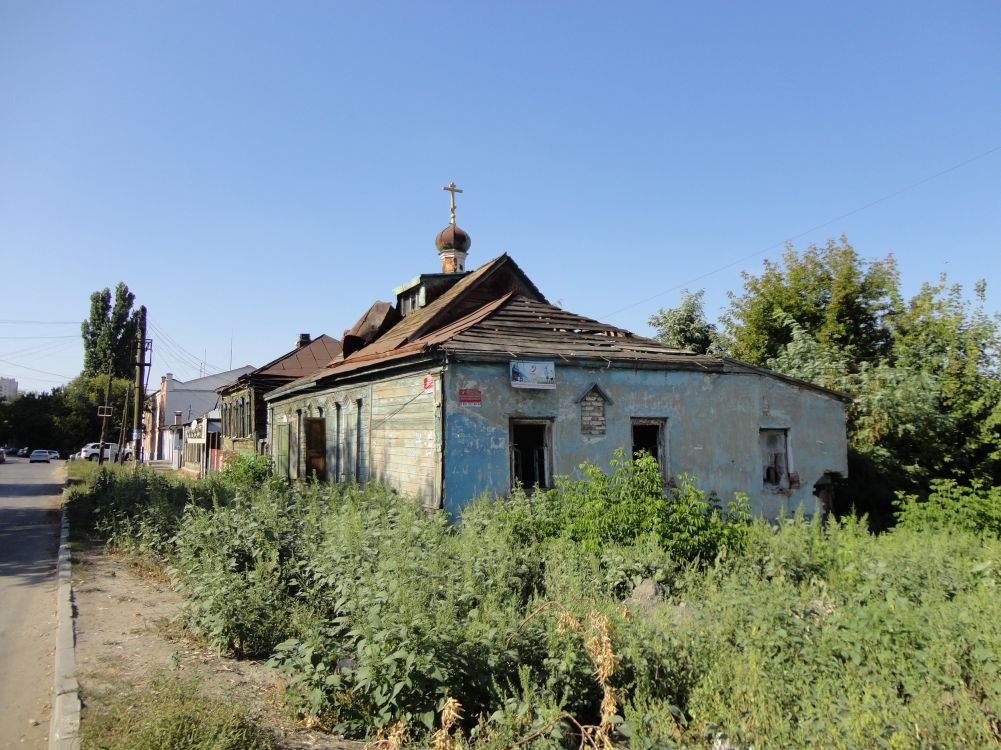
[{"x1": 72, "y1": 546, "x2": 363, "y2": 750}]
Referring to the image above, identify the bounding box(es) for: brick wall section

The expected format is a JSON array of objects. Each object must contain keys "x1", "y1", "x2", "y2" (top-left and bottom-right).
[{"x1": 580, "y1": 390, "x2": 606, "y2": 435}]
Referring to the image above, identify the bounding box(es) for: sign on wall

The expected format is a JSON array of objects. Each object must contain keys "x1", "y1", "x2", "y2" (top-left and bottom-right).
[
  {"x1": 459, "y1": 388, "x2": 482, "y2": 407},
  {"x1": 510, "y1": 360, "x2": 556, "y2": 389}
]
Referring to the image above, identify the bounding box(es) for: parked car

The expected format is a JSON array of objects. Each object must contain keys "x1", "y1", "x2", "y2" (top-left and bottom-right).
[
  {"x1": 29, "y1": 449, "x2": 50, "y2": 463},
  {"x1": 0, "y1": 447, "x2": 5, "y2": 463},
  {"x1": 17, "y1": 447, "x2": 30, "y2": 457},
  {"x1": 78, "y1": 442, "x2": 127, "y2": 461},
  {"x1": 47, "y1": 450, "x2": 61, "y2": 460}
]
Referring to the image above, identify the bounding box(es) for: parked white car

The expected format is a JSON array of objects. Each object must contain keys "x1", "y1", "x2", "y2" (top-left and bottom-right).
[
  {"x1": 29, "y1": 449, "x2": 50, "y2": 463},
  {"x1": 78, "y1": 442, "x2": 118, "y2": 461}
]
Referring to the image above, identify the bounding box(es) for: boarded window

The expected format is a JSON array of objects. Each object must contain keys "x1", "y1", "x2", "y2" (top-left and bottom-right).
[
  {"x1": 510, "y1": 419, "x2": 552, "y2": 491},
  {"x1": 580, "y1": 390, "x2": 607, "y2": 435},
  {"x1": 760, "y1": 428, "x2": 790, "y2": 491}
]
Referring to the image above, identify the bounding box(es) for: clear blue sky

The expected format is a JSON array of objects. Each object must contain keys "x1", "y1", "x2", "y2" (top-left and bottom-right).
[{"x1": 2, "y1": 1, "x2": 999, "y2": 393}]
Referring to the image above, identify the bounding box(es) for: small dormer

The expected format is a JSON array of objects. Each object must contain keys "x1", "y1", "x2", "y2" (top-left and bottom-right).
[{"x1": 393, "y1": 273, "x2": 470, "y2": 317}]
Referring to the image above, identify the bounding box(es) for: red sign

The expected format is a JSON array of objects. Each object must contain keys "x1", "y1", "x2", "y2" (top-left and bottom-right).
[
  {"x1": 423, "y1": 375, "x2": 434, "y2": 393},
  {"x1": 458, "y1": 388, "x2": 482, "y2": 407}
]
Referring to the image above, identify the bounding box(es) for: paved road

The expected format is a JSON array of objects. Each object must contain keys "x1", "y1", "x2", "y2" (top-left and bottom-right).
[{"x1": 0, "y1": 457, "x2": 63, "y2": 750}]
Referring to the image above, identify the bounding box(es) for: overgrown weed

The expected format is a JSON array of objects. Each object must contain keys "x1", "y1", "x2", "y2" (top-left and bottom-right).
[
  {"x1": 79, "y1": 672, "x2": 272, "y2": 750},
  {"x1": 68, "y1": 453, "x2": 1001, "y2": 748}
]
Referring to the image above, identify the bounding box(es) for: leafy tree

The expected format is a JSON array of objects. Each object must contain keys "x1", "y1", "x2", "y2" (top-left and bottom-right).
[
  {"x1": 0, "y1": 392, "x2": 58, "y2": 449},
  {"x1": 54, "y1": 375, "x2": 133, "y2": 454},
  {"x1": 0, "y1": 375, "x2": 133, "y2": 454},
  {"x1": 81, "y1": 282, "x2": 140, "y2": 378},
  {"x1": 763, "y1": 271, "x2": 1001, "y2": 526},
  {"x1": 891, "y1": 277, "x2": 1001, "y2": 481},
  {"x1": 723, "y1": 237, "x2": 899, "y2": 365},
  {"x1": 648, "y1": 289, "x2": 723, "y2": 354}
]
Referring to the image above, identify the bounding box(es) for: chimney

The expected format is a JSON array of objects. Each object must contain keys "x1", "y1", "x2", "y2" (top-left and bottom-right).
[
  {"x1": 296, "y1": 333, "x2": 311, "y2": 349},
  {"x1": 173, "y1": 411, "x2": 182, "y2": 426}
]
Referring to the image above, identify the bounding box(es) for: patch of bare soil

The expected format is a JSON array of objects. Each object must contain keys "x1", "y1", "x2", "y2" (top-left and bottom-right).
[{"x1": 72, "y1": 546, "x2": 363, "y2": 750}]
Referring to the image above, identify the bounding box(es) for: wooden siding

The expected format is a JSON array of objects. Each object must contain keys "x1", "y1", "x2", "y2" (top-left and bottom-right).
[{"x1": 370, "y1": 372, "x2": 440, "y2": 509}]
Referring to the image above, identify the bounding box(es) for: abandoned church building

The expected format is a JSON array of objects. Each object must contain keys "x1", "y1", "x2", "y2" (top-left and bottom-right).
[{"x1": 262, "y1": 185, "x2": 850, "y2": 518}]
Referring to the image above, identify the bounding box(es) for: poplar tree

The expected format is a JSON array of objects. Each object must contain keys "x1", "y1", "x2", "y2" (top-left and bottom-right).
[{"x1": 81, "y1": 282, "x2": 140, "y2": 378}]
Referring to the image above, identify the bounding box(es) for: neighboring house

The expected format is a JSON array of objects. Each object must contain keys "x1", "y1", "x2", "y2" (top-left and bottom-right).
[
  {"x1": 143, "y1": 366, "x2": 255, "y2": 465},
  {"x1": 216, "y1": 333, "x2": 342, "y2": 456},
  {"x1": 179, "y1": 409, "x2": 222, "y2": 479},
  {"x1": 265, "y1": 218, "x2": 850, "y2": 519}
]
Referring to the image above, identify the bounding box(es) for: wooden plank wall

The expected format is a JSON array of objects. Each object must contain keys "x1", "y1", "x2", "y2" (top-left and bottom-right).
[{"x1": 369, "y1": 372, "x2": 440, "y2": 508}]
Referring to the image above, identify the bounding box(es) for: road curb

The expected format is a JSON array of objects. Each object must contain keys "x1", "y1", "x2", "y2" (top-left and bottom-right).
[{"x1": 49, "y1": 497, "x2": 80, "y2": 750}]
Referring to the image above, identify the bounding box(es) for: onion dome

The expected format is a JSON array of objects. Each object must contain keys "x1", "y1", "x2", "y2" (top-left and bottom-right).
[{"x1": 435, "y1": 224, "x2": 472, "y2": 254}]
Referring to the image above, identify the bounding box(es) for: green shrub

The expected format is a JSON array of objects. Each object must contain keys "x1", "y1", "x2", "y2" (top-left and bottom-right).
[
  {"x1": 218, "y1": 451, "x2": 281, "y2": 493},
  {"x1": 896, "y1": 478, "x2": 1001, "y2": 537},
  {"x1": 515, "y1": 451, "x2": 751, "y2": 563}
]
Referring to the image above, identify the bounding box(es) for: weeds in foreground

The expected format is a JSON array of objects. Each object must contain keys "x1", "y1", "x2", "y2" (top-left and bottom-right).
[
  {"x1": 79, "y1": 672, "x2": 272, "y2": 750},
  {"x1": 68, "y1": 457, "x2": 1001, "y2": 749}
]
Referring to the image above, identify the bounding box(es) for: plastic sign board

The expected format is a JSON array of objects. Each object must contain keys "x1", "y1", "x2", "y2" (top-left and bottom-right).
[{"x1": 510, "y1": 360, "x2": 556, "y2": 389}]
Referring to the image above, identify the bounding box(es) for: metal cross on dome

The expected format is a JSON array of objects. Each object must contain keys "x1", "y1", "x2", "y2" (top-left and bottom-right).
[{"x1": 442, "y1": 181, "x2": 463, "y2": 226}]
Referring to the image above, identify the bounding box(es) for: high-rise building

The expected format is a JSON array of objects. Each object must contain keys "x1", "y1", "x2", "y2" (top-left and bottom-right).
[{"x1": 0, "y1": 377, "x2": 17, "y2": 401}]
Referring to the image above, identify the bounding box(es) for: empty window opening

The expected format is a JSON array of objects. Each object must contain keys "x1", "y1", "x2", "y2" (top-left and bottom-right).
[
  {"x1": 510, "y1": 420, "x2": 552, "y2": 491},
  {"x1": 631, "y1": 418, "x2": 668, "y2": 482},
  {"x1": 632, "y1": 423, "x2": 661, "y2": 463},
  {"x1": 304, "y1": 417, "x2": 326, "y2": 480},
  {"x1": 334, "y1": 403, "x2": 342, "y2": 481},
  {"x1": 760, "y1": 428, "x2": 790, "y2": 491}
]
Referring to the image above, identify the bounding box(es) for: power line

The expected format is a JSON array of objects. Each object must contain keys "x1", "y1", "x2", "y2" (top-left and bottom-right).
[
  {"x1": 0, "y1": 335, "x2": 78, "y2": 340},
  {"x1": 0, "y1": 319, "x2": 80, "y2": 325},
  {"x1": 0, "y1": 357, "x2": 73, "y2": 379},
  {"x1": 148, "y1": 319, "x2": 225, "y2": 374},
  {"x1": 601, "y1": 142, "x2": 1001, "y2": 320},
  {"x1": 0, "y1": 339, "x2": 76, "y2": 360}
]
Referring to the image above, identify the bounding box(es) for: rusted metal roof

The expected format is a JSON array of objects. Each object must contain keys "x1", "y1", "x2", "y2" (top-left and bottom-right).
[{"x1": 219, "y1": 334, "x2": 342, "y2": 394}]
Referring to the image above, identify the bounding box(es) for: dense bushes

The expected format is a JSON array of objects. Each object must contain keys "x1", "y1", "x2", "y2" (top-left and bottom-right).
[
  {"x1": 896, "y1": 478, "x2": 1001, "y2": 537},
  {"x1": 68, "y1": 458, "x2": 1001, "y2": 749}
]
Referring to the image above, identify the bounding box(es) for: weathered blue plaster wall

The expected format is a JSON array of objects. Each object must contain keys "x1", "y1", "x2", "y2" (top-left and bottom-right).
[{"x1": 442, "y1": 361, "x2": 848, "y2": 518}]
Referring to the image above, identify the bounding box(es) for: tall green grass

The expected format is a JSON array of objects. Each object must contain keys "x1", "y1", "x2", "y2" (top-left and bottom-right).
[{"x1": 67, "y1": 458, "x2": 1001, "y2": 749}]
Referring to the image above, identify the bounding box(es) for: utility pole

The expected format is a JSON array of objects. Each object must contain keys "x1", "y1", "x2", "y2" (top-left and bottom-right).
[
  {"x1": 97, "y1": 359, "x2": 113, "y2": 467},
  {"x1": 117, "y1": 382, "x2": 132, "y2": 461},
  {"x1": 132, "y1": 305, "x2": 148, "y2": 465}
]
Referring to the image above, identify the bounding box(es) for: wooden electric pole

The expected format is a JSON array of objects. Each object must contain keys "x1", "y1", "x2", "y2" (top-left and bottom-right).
[
  {"x1": 132, "y1": 305, "x2": 148, "y2": 464},
  {"x1": 97, "y1": 359, "x2": 113, "y2": 467}
]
